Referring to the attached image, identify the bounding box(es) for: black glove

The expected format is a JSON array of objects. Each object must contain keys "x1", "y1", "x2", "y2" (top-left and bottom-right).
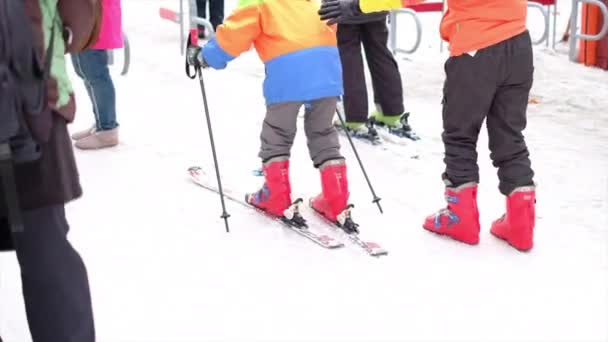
[
  {"x1": 186, "y1": 46, "x2": 209, "y2": 69},
  {"x1": 318, "y1": 0, "x2": 361, "y2": 25}
]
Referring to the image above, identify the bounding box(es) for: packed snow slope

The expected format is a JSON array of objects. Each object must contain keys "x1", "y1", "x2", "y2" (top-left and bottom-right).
[{"x1": 1, "y1": 0, "x2": 607, "y2": 341}]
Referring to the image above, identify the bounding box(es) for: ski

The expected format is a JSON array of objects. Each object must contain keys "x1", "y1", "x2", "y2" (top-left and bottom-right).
[
  {"x1": 369, "y1": 114, "x2": 421, "y2": 143},
  {"x1": 308, "y1": 200, "x2": 388, "y2": 257},
  {"x1": 188, "y1": 166, "x2": 344, "y2": 249},
  {"x1": 334, "y1": 122, "x2": 383, "y2": 146}
]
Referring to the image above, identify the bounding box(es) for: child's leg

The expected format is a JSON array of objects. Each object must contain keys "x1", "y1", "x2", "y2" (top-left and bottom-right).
[
  {"x1": 423, "y1": 47, "x2": 498, "y2": 244},
  {"x1": 337, "y1": 24, "x2": 368, "y2": 125},
  {"x1": 258, "y1": 101, "x2": 302, "y2": 162},
  {"x1": 486, "y1": 33, "x2": 535, "y2": 195},
  {"x1": 441, "y1": 54, "x2": 497, "y2": 187},
  {"x1": 361, "y1": 19, "x2": 404, "y2": 119},
  {"x1": 487, "y1": 31, "x2": 536, "y2": 251},
  {"x1": 70, "y1": 50, "x2": 118, "y2": 131},
  {"x1": 248, "y1": 101, "x2": 302, "y2": 216},
  {"x1": 306, "y1": 97, "x2": 349, "y2": 222},
  {"x1": 303, "y1": 97, "x2": 343, "y2": 167}
]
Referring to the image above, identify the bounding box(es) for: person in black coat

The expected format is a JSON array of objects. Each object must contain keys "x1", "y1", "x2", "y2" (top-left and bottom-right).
[
  {"x1": 0, "y1": 0, "x2": 98, "y2": 340},
  {"x1": 196, "y1": 0, "x2": 224, "y2": 37},
  {"x1": 336, "y1": 12, "x2": 418, "y2": 142}
]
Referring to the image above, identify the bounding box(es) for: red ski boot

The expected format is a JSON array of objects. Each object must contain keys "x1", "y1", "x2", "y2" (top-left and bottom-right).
[
  {"x1": 310, "y1": 159, "x2": 352, "y2": 228},
  {"x1": 491, "y1": 186, "x2": 536, "y2": 251},
  {"x1": 246, "y1": 157, "x2": 292, "y2": 217},
  {"x1": 423, "y1": 181, "x2": 480, "y2": 245}
]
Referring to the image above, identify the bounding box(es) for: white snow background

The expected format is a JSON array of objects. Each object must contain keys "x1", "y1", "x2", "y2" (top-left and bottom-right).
[{"x1": 1, "y1": 0, "x2": 607, "y2": 341}]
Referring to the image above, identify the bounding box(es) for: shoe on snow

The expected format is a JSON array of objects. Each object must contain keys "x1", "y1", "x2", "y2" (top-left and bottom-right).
[
  {"x1": 310, "y1": 198, "x2": 359, "y2": 234},
  {"x1": 371, "y1": 112, "x2": 420, "y2": 141},
  {"x1": 491, "y1": 186, "x2": 536, "y2": 251},
  {"x1": 335, "y1": 120, "x2": 382, "y2": 145},
  {"x1": 310, "y1": 159, "x2": 352, "y2": 223},
  {"x1": 423, "y1": 181, "x2": 480, "y2": 245},
  {"x1": 246, "y1": 157, "x2": 292, "y2": 217}
]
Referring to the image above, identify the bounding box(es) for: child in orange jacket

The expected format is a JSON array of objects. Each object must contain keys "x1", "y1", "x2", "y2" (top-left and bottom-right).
[
  {"x1": 197, "y1": 0, "x2": 356, "y2": 228},
  {"x1": 320, "y1": 0, "x2": 537, "y2": 251}
]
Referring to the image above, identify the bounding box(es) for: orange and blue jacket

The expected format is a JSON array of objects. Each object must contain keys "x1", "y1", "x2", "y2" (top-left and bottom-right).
[{"x1": 202, "y1": 0, "x2": 343, "y2": 105}]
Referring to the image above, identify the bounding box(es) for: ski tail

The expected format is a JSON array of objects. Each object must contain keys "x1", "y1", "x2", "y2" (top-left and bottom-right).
[{"x1": 308, "y1": 199, "x2": 388, "y2": 257}]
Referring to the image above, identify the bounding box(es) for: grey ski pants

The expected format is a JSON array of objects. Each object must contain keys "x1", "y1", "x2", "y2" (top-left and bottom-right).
[{"x1": 258, "y1": 97, "x2": 343, "y2": 167}]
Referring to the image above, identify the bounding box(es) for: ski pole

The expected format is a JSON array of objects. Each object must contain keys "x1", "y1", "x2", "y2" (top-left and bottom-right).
[
  {"x1": 186, "y1": 31, "x2": 231, "y2": 232},
  {"x1": 335, "y1": 101, "x2": 383, "y2": 214}
]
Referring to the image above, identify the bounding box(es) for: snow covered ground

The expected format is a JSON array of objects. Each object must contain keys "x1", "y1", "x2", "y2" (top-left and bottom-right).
[{"x1": 1, "y1": 0, "x2": 608, "y2": 341}]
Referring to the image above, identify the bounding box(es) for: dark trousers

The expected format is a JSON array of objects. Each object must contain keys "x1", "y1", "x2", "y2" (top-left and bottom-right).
[
  {"x1": 196, "y1": 0, "x2": 224, "y2": 31},
  {"x1": 442, "y1": 31, "x2": 535, "y2": 195},
  {"x1": 337, "y1": 20, "x2": 404, "y2": 123},
  {"x1": 1, "y1": 205, "x2": 95, "y2": 342}
]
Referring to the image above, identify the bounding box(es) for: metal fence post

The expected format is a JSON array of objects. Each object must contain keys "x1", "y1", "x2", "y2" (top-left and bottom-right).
[
  {"x1": 569, "y1": 0, "x2": 608, "y2": 62},
  {"x1": 180, "y1": 0, "x2": 185, "y2": 54},
  {"x1": 106, "y1": 31, "x2": 130, "y2": 76},
  {"x1": 389, "y1": 12, "x2": 397, "y2": 55},
  {"x1": 528, "y1": 2, "x2": 550, "y2": 45},
  {"x1": 121, "y1": 32, "x2": 130, "y2": 75},
  {"x1": 388, "y1": 9, "x2": 422, "y2": 55},
  {"x1": 188, "y1": 0, "x2": 216, "y2": 39}
]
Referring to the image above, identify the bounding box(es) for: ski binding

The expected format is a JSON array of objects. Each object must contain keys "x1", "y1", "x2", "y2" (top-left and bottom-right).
[
  {"x1": 188, "y1": 166, "x2": 343, "y2": 249},
  {"x1": 309, "y1": 201, "x2": 388, "y2": 257}
]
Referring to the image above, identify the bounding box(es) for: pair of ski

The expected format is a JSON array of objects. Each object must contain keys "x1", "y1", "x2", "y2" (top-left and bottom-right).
[
  {"x1": 188, "y1": 166, "x2": 388, "y2": 257},
  {"x1": 334, "y1": 120, "x2": 420, "y2": 146}
]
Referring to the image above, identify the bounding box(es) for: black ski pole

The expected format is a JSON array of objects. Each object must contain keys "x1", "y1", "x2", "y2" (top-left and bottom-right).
[
  {"x1": 335, "y1": 102, "x2": 383, "y2": 214},
  {"x1": 186, "y1": 32, "x2": 231, "y2": 232}
]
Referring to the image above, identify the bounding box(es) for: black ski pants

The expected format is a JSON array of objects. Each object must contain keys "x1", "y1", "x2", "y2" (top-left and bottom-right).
[
  {"x1": 196, "y1": 0, "x2": 224, "y2": 31},
  {"x1": 441, "y1": 31, "x2": 535, "y2": 195},
  {"x1": 0, "y1": 205, "x2": 95, "y2": 342},
  {"x1": 337, "y1": 19, "x2": 404, "y2": 123}
]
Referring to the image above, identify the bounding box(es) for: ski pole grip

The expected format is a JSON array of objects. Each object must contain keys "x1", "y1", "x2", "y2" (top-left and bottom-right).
[{"x1": 190, "y1": 28, "x2": 198, "y2": 45}]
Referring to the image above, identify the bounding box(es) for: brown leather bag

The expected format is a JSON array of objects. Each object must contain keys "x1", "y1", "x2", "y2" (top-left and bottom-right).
[
  {"x1": 57, "y1": 0, "x2": 102, "y2": 53},
  {"x1": 81, "y1": 0, "x2": 103, "y2": 50}
]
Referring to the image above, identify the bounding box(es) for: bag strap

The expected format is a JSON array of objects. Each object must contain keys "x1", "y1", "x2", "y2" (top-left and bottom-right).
[
  {"x1": 44, "y1": 15, "x2": 57, "y2": 77},
  {"x1": 0, "y1": 144, "x2": 23, "y2": 233}
]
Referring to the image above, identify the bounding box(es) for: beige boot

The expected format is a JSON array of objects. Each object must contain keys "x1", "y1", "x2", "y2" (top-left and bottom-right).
[
  {"x1": 74, "y1": 128, "x2": 119, "y2": 150},
  {"x1": 71, "y1": 125, "x2": 96, "y2": 140}
]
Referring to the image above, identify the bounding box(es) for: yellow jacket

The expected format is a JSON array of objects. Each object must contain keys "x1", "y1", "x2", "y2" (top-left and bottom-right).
[{"x1": 358, "y1": 0, "x2": 424, "y2": 13}]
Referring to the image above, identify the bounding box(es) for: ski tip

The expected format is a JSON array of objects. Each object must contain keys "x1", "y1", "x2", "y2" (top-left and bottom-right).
[
  {"x1": 327, "y1": 242, "x2": 345, "y2": 249},
  {"x1": 318, "y1": 235, "x2": 344, "y2": 248},
  {"x1": 365, "y1": 242, "x2": 388, "y2": 257},
  {"x1": 188, "y1": 166, "x2": 202, "y2": 172},
  {"x1": 365, "y1": 242, "x2": 381, "y2": 249}
]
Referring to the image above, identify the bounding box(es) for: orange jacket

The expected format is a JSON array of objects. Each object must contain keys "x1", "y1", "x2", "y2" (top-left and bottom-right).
[
  {"x1": 202, "y1": 0, "x2": 342, "y2": 104},
  {"x1": 440, "y1": 0, "x2": 528, "y2": 56},
  {"x1": 357, "y1": 0, "x2": 527, "y2": 56}
]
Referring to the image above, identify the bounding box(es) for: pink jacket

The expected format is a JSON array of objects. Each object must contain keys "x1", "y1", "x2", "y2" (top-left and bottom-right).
[{"x1": 92, "y1": 0, "x2": 123, "y2": 49}]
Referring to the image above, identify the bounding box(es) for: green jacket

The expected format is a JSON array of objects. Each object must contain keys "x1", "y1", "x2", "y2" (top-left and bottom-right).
[
  {"x1": 39, "y1": 0, "x2": 73, "y2": 108},
  {"x1": 1, "y1": 0, "x2": 98, "y2": 251}
]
